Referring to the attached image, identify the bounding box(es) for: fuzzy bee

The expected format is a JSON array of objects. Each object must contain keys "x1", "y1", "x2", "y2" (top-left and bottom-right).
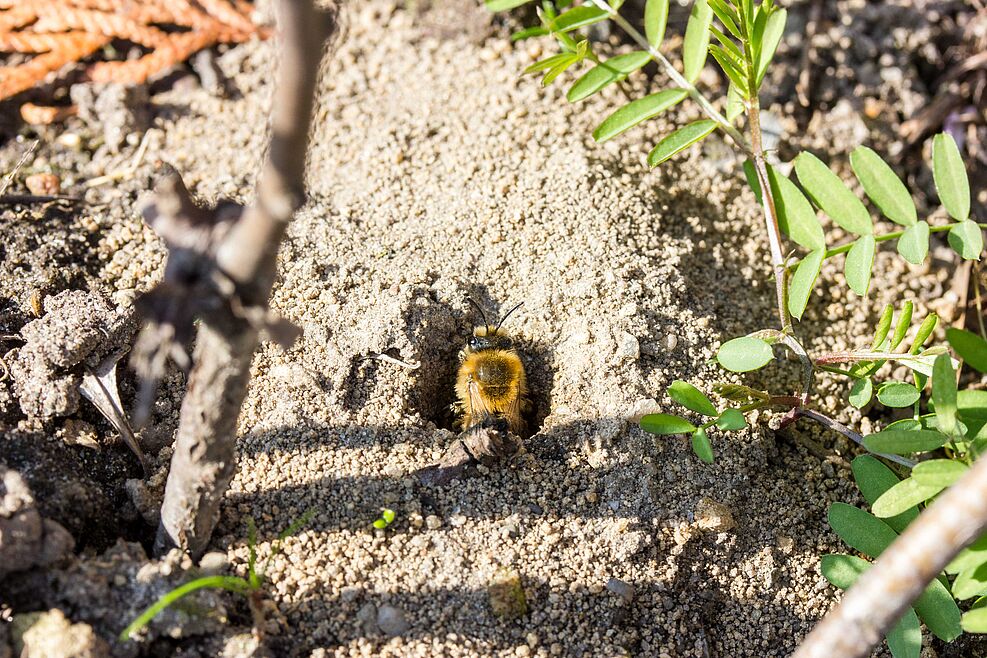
[{"x1": 454, "y1": 300, "x2": 530, "y2": 436}]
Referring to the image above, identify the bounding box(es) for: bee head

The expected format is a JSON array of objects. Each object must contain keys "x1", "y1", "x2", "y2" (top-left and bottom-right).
[
  {"x1": 468, "y1": 325, "x2": 514, "y2": 352},
  {"x1": 465, "y1": 299, "x2": 523, "y2": 352}
]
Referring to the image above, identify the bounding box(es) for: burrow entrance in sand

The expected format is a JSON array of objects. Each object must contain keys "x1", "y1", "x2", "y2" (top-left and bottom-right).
[{"x1": 404, "y1": 300, "x2": 552, "y2": 441}]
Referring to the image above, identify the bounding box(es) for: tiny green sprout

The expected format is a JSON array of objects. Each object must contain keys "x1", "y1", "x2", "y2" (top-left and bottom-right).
[
  {"x1": 373, "y1": 508, "x2": 397, "y2": 529},
  {"x1": 120, "y1": 510, "x2": 314, "y2": 642},
  {"x1": 640, "y1": 381, "x2": 751, "y2": 462}
]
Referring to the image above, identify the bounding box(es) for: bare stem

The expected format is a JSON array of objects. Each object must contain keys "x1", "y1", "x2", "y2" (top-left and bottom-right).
[
  {"x1": 793, "y1": 456, "x2": 987, "y2": 658},
  {"x1": 747, "y1": 98, "x2": 791, "y2": 332},
  {"x1": 797, "y1": 408, "x2": 915, "y2": 468},
  {"x1": 155, "y1": 0, "x2": 336, "y2": 558}
]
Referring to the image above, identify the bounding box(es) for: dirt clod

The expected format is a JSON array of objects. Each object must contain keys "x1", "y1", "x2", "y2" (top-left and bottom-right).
[{"x1": 10, "y1": 290, "x2": 134, "y2": 421}]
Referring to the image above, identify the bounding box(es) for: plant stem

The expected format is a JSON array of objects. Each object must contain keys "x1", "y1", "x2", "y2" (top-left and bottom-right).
[
  {"x1": 155, "y1": 0, "x2": 336, "y2": 558},
  {"x1": 809, "y1": 222, "x2": 982, "y2": 260},
  {"x1": 587, "y1": 0, "x2": 748, "y2": 151},
  {"x1": 746, "y1": 97, "x2": 792, "y2": 332},
  {"x1": 797, "y1": 408, "x2": 915, "y2": 468}
]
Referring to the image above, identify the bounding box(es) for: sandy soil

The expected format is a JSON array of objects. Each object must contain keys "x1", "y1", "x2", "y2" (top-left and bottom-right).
[{"x1": 0, "y1": 1, "x2": 982, "y2": 657}]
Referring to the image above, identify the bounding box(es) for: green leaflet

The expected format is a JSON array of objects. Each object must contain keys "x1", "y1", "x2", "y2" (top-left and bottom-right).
[
  {"x1": 682, "y1": 0, "x2": 713, "y2": 83},
  {"x1": 788, "y1": 249, "x2": 824, "y2": 319},
  {"x1": 640, "y1": 413, "x2": 696, "y2": 435},
  {"x1": 766, "y1": 166, "x2": 825, "y2": 251},
  {"x1": 552, "y1": 4, "x2": 610, "y2": 33},
  {"x1": 668, "y1": 380, "x2": 717, "y2": 416},
  {"x1": 864, "y1": 429, "x2": 950, "y2": 455},
  {"x1": 871, "y1": 478, "x2": 944, "y2": 517},
  {"x1": 932, "y1": 132, "x2": 970, "y2": 222},
  {"x1": 754, "y1": 8, "x2": 786, "y2": 87},
  {"x1": 567, "y1": 51, "x2": 650, "y2": 102},
  {"x1": 947, "y1": 328, "x2": 987, "y2": 373},
  {"x1": 691, "y1": 427, "x2": 714, "y2": 463},
  {"x1": 647, "y1": 119, "x2": 717, "y2": 167},
  {"x1": 592, "y1": 89, "x2": 687, "y2": 142},
  {"x1": 851, "y1": 455, "x2": 917, "y2": 533},
  {"x1": 850, "y1": 145, "x2": 917, "y2": 227},
  {"x1": 897, "y1": 220, "x2": 930, "y2": 265},
  {"x1": 844, "y1": 235, "x2": 876, "y2": 296},
  {"x1": 485, "y1": 0, "x2": 533, "y2": 10},
  {"x1": 947, "y1": 220, "x2": 984, "y2": 260},
  {"x1": 795, "y1": 151, "x2": 873, "y2": 236},
  {"x1": 644, "y1": 0, "x2": 670, "y2": 47},
  {"x1": 828, "y1": 502, "x2": 898, "y2": 558},
  {"x1": 716, "y1": 336, "x2": 773, "y2": 372}
]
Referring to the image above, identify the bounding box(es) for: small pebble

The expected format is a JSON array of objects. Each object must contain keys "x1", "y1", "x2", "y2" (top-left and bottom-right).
[
  {"x1": 695, "y1": 498, "x2": 736, "y2": 532},
  {"x1": 376, "y1": 605, "x2": 409, "y2": 637},
  {"x1": 606, "y1": 577, "x2": 635, "y2": 605}
]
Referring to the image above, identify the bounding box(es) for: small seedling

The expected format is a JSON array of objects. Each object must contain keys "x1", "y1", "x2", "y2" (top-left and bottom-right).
[
  {"x1": 373, "y1": 508, "x2": 397, "y2": 530},
  {"x1": 640, "y1": 380, "x2": 749, "y2": 463},
  {"x1": 120, "y1": 510, "x2": 314, "y2": 642}
]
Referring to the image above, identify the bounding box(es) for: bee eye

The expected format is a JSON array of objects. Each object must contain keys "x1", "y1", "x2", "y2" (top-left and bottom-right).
[{"x1": 468, "y1": 337, "x2": 479, "y2": 349}]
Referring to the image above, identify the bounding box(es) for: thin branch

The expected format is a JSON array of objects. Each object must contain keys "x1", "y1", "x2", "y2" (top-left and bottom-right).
[
  {"x1": 794, "y1": 455, "x2": 987, "y2": 658},
  {"x1": 747, "y1": 98, "x2": 792, "y2": 332},
  {"x1": 154, "y1": 0, "x2": 336, "y2": 558},
  {"x1": 797, "y1": 408, "x2": 915, "y2": 468}
]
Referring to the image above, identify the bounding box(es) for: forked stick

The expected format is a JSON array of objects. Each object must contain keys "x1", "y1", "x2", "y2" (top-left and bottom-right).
[{"x1": 152, "y1": 0, "x2": 336, "y2": 557}]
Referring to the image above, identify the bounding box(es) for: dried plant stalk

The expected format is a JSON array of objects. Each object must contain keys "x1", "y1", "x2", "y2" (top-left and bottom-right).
[
  {"x1": 0, "y1": 32, "x2": 108, "y2": 100},
  {"x1": 33, "y1": 6, "x2": 171, "y2": 49},
  {"x1": 153, "y1": 0, "x2": 336, "y2": 558}
]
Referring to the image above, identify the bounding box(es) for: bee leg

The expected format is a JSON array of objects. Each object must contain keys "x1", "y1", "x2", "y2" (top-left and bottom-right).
[{"x1": 457, "y1": 349, "x2": 467, "y2": 363}]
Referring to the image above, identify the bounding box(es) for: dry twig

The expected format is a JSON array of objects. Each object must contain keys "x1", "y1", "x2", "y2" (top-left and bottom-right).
[{"x1": 145, "y1": 0, "x2": 336, "y2": 558}]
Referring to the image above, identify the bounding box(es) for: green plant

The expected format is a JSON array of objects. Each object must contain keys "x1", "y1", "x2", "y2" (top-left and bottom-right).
[
  {"x1": 120, "y1": 511, "x2": 314, "y2": 641},
  {"x1": 817, "y1": 328, "x2": 987, "y2": 655},
  {"x1": 487, "y1": 0, "x2": 985, "y2": 454},
  {"x1": 641, "y1": 380, "x2": 749, "y2": 463},
  {"x1": 373, "y1": 508, "x2": 397, "y2": 529},
  {"x1": 488, "y1": 0, "x2": 987, "y2": 653}
]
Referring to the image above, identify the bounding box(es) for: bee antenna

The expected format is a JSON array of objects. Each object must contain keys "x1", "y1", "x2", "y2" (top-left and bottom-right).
[
  {"x1": 495, "y1": 301, "x2": 524, "y2": 332},
  {"x1": 466, "y1": 297, "x2": 489, "y2": 331}
]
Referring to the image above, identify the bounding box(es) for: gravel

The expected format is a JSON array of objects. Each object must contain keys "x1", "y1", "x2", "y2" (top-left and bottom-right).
[{"x1": 0, "y1": 0, "x2": 980, "y2": 656}]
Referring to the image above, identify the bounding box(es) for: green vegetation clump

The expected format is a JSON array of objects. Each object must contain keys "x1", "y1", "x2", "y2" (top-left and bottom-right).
[{"x1": 487, "y1": 1, "x2": 987, "y2": 655}]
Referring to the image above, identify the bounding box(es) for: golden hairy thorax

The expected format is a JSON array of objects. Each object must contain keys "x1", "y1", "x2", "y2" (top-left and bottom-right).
[{"x1": 455, "y1": 326, "x2": 529, "y2": 435}]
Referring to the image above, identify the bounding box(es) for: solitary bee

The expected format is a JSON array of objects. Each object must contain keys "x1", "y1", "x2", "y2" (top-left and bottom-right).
[{"x1": 454, "y1": 300, "x2": 530, "y2": 436}]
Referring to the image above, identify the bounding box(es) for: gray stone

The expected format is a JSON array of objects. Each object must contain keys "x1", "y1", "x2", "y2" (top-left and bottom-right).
[
  {"x1": 376, "y1": 605, "x2": 409, "y2": 637},
  {"x1": 606, "y1": 578, "x2": 635, "y2": 605}
]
